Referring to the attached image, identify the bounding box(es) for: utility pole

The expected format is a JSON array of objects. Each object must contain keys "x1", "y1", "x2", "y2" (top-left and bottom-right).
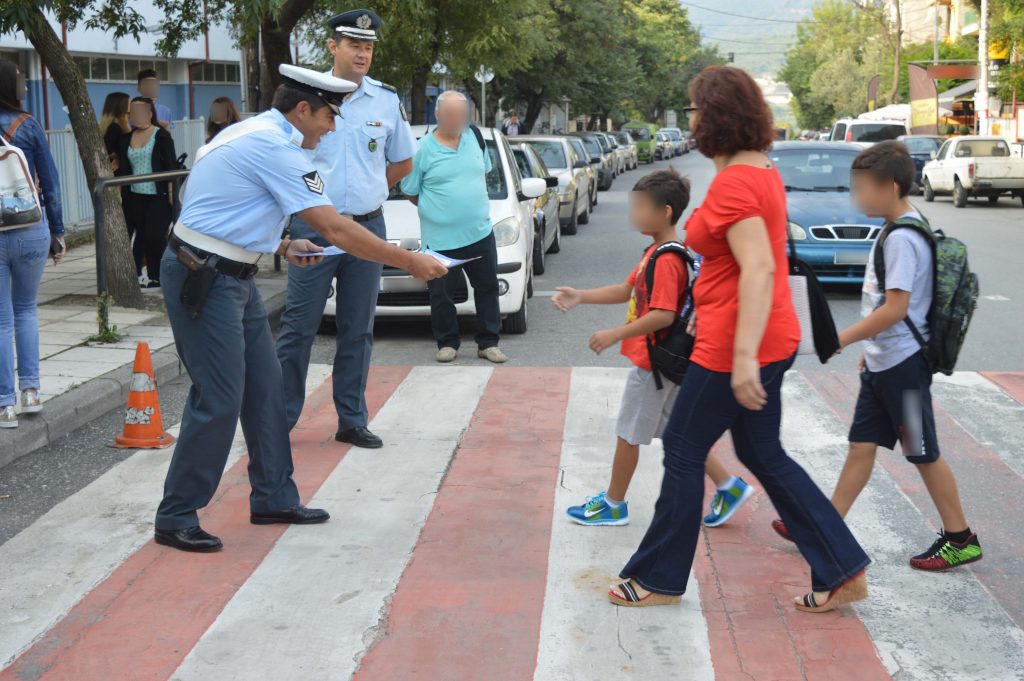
[
  {"x1": 932, "y1": 1, "x2": 940, "y2": 65},
  {"x1": 976, "y1": 0, "x2": 989, "y2": 132},
  {"x1": 886, "y1": 0, "x2": 903, "y2": 104}
]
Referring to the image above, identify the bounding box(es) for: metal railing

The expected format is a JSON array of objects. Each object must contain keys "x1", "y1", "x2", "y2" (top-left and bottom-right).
[{"x1": 46, "y1": 119, "x2": 208, "y2": 230}]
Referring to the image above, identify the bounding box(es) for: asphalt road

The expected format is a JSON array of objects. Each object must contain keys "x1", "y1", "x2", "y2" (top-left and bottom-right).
[{"x1": 2, "y1": 149, "x2": 1021, "y2": 544}]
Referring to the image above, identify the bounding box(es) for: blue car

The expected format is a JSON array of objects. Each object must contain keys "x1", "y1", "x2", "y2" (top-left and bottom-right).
[
  {"x1": 770, "y1": 142, "x2": 884, "y2": 284},
  {"x1": 897, "y1": 134, "x2": 944, "y2": 193}
]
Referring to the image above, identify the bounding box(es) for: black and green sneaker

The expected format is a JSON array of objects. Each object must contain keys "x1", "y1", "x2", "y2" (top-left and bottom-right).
[{"x1": 910, "y1": 532, "x2": 982, "y2": 571}]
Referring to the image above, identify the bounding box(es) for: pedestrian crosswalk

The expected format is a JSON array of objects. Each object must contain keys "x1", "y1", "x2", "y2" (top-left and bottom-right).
[{"x1": 1, "y1": 365, "x2": 1023, "y2": 680}]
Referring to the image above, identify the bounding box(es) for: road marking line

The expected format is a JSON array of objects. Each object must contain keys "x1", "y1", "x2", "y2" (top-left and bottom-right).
[
  {"x1": 352, "y1": 367, "x2": 572, "y2": 681},
  {"x1": 533, "y1": 367, "x2": 714, "y2": 681},
  {"x1": 0, "y1": 366, "x2": 407, "y2": 681},
  {"x1": 169, "y1": 366, "x2": 493, "y2": 680}
]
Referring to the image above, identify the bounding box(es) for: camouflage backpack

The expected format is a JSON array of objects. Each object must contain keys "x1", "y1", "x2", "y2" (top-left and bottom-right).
[{"x1": 874, "y1": 215, "x2": 979, "y2": 375}]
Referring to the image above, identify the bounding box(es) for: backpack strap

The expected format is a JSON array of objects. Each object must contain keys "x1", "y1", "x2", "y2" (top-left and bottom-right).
[
  {"x1": 2, "y1": 113, "x2": 30, "y2": 143},
  {"x1": 642, "y1": 241, "x2": 693, "y2": 389},
  {"x1": 469, "y1": 124, "x2": 486, "y2": 155},
  {"x1": 873, "y1": 215, "x2": 937, "y2": 354}
]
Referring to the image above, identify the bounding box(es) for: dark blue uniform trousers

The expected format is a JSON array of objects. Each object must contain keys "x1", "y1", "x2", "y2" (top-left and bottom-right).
[
  {"x1": 276, "y1": 214, "x2": 384, "y2": 431},
  {"x1": 156, "y1": 250, "x2": 300, "y2": 530}
]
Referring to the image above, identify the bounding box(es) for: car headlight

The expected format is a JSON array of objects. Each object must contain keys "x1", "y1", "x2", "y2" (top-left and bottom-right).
[
  {"x1": 493, "y1": 218, "x2": 520, "y2": 247},
  {"x1": 788, "y1": 221, "x2": 808, "y2": 240}
]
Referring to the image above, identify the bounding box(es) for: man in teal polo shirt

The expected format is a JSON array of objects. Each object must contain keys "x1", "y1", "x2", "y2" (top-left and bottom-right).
[{"x1": 401, "y1": 90, "x2": 507, "y2": 364}]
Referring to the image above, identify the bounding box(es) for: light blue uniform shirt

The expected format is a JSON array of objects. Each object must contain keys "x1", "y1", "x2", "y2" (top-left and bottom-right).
[
  {"x1": 155, "y1": 102, "x2": 173, "y2": 130},
  {"x1": 178, "y1": 109, "x2": 331, "y2": 253},
  {"x1": 310, "y1": 74, "x2": 417, "y2": 215},
  {"x1": 400, "y1": 128, "x2": 492, "y2": 251}
]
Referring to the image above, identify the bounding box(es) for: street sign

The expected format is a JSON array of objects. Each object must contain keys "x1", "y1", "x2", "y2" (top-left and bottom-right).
[
  {"x1": 474, "y1": 67, "x2": 494, "y2": 84},
  {"x1": 475, "y1": 66, "x2": 494, "y2": 127}
]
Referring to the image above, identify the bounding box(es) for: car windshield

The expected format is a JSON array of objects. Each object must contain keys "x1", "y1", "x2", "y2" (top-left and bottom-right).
[
  {"x1": 568, "y1": 140, "x2": 587, "y2": 161},
  {"x1": 901, "y1": 137, "x2": 943, "y2": 154},
  {"x1": 630, "y1": 128, "x2": 651, "y2": 140},
  {"x1": 850, "y1": 123, "x2": 906, "y2": 143},
  {"x1": 665, "y1": 131, "x2": 682, "y2": 141},
  {"x1": 525, "y1": 141, "x2": 567, "y2": 169},
  {"x1": 615, "y1": 133, "x2": 632, "y2": 145},
  {"x1": 582, "y1": 137, "x2": 601, "y2": 155},
  {"x1": 770, "y1": 148, "x2": 858, "y2": 192},
  {"x1": 389, "y1": 131, "x2": 506, "y2": 200},
  {"x1": 954, "y1": 140, "x2": 1011, "y2": 157},
  {"x1": 593, "y1": 135, "x2": 610, "y2": 152}
]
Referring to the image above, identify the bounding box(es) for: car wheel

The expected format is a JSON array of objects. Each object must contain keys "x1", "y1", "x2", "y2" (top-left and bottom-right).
[
  {"x1": 591, "y1": 186, "x2": 598, "y2": 207},
  {"x1": 527, "y1": 265, "x2": 534, "y2": 298},
  {"x1": 532, "y1": 222, "x2": 546, "y2": 276},
  {"x1": 988, "y1": 195, "x2": 999, "y2": 204},
  {"x1": 923, "y1": 178, "x2": 935, "y2": 202},
  {"x1": 953, "y1": 178, "x2": 968, "y2": 208},
  {"x1": 1020, "y1": 194, "x2": 1024, "y2": 209},
  {"x1": 546, "y1": 220, "x2": 561, "y2": 254},
  {"x1": 562, "y1": 200, "x2": 579, "y2": 235},
  {"x1": 578, "y1": 198, "x2": 590, "y2": 225},
  {"x1": 502, "y1": 292, "x2": 528, "y2": 334}
]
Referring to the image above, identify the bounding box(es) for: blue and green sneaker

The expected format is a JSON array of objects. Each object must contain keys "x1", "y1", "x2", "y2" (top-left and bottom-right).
[
  {"x1": 566, "y1": 491, "x2": 629, "y2": 526},
  {"x1": 702, "y1": 477, "x2": 755, "y2": 527}
]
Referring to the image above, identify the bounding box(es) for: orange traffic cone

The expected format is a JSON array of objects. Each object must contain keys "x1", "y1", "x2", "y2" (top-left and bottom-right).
[{"x1": 113, "y1": 342, "x2": 175, "y2": 449}]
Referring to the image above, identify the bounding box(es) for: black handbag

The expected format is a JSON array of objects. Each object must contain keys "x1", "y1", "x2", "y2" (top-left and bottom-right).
[{"x1": 787, "y1": 228, "x2": 839, "y2": 363}]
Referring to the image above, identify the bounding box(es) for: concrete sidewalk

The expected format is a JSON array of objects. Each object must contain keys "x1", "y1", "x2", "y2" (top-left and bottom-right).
[{"x1": 0, "y1": 243, "x2": 290, "y2": 468}]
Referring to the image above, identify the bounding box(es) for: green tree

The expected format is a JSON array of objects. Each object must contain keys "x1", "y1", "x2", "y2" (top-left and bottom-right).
[{"x1": 991, "y1": 0, "x2": 1024, "y2": 101}]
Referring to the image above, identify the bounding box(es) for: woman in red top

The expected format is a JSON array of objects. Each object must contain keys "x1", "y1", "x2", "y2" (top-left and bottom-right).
[{"x1": 610, "y1": 66, "x2": 869, "y2": 612}]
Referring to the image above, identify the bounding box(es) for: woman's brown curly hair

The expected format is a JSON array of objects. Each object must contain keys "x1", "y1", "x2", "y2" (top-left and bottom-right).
[{"x1": 689, "y1": 66, "x2": 775, "y2": 158}]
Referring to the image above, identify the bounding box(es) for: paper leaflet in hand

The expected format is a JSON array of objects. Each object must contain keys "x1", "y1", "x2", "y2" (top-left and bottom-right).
[
  {"x1": 293, "y1": 245, "x2": 345, "y2": 257},
  {"x1": 423, "y1": 249, "x2": 481, "y2": 268}
]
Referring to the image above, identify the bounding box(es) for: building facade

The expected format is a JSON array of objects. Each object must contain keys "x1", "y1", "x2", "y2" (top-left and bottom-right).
[{"x1": 0, "y1": 3, "x2": 246, "y2": 130}]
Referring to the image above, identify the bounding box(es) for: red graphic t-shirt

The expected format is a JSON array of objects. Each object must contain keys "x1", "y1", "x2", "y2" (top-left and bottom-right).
[
  {"x1": 684, "y1": 164, "x2": 800, "y2": 372},
  {"x1": 621, "y1": 243, "x2": 688, "y2": 371}
]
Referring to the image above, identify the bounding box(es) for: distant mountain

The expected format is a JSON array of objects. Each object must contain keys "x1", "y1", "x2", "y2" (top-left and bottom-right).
[{"x1": 685, "y1": 0, "x2": 818, "y2": 77}]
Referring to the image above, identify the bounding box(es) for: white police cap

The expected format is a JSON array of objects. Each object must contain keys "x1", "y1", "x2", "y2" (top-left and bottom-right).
[{"x1": 278, "y1": 64, "x2": 357, "y2": 114}]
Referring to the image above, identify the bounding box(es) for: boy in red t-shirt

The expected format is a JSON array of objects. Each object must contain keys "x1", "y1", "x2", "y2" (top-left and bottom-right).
[{"x1": 553, "y1": 168, "x2": 753, "y2": 526}]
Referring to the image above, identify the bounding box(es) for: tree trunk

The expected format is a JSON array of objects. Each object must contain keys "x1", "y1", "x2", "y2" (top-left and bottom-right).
[
  {"x1": 27, "y1": 10, "x2": 143, "y2": 309},
  {"x1": 887, "y1": 0, "x2": 903, "y2": 104},
  {"x1": 242, "y1": 41, "x2": 260, "y2": 113},
  {"x1": 410, "y1": 65, "x2": 430, "y2": 125},
  {"x1": 257, "y1": 0, "x2": 318, "y2": 110},
  {"x1": 522, "y1": 91, "x2": 545, "y2": 133}
]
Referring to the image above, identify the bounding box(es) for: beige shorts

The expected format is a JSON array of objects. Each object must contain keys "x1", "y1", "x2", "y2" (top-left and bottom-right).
[{"x1": 615, "y1": 366, "x2": 680, "y2": 446}]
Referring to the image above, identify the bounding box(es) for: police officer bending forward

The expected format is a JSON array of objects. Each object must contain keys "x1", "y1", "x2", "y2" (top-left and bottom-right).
[{"x1": 154, "y1": 65, "x2": 446, "y2": 553}]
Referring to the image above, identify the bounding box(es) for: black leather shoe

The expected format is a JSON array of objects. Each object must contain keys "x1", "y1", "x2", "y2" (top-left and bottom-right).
[
  {"x1": 250, "y1": 505, "x2": 330, "y2": 525},
  {"x1": 154, "y1": 526, "x2": 223, "y2": 553},
  {"x1": 335, "y1": 426, "x2": 383, "y2": 449}
]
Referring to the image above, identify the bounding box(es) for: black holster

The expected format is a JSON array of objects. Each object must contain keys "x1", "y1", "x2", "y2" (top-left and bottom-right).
[{"x1": 177, "y1": 245, "x2": 219, "y2": 319}]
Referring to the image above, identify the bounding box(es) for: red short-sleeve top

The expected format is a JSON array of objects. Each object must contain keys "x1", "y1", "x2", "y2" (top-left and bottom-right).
[{"x1": 684, "y1": 164, "x2": 801, "y2": 372}]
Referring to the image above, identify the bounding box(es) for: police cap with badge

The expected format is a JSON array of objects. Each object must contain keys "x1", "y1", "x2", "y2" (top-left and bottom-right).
[
  {"x1": 278, "y1": 63, "x2": 356, "y2": 115},
  {"x1": 328, "y1": 9, "x2": 382, "y2": 42}
]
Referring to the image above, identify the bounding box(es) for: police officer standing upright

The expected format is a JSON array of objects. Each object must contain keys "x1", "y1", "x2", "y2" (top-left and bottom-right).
[
  {"x1": 154, "y1": 65, "x2": 446, "y2": 553},
  {"x1": 276, "y1": 9, "x2": 414, "y2": 449}
]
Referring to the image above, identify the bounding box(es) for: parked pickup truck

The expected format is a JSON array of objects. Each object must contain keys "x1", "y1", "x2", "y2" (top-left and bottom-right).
[{"x1": 922, "y1": 136, "x2": 1024, "y2": 208}]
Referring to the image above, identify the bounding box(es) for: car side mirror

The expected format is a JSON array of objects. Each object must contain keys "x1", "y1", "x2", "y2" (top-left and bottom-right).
[
  {"x1": 591, "y1": 156, "x2": 601, "y2": 163},
  {"x1": 573, "y1": 160, "x2": 588, "y2": 169},
  {"x1": 519, "y1": 177, "x2": 547, "y2": 200},
  {"x1": 544, "y1": 175, "x2": 559, "y2": 188}
]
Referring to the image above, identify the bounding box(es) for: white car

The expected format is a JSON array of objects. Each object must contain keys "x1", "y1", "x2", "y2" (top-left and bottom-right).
[
  {"x1": 922, "y1": 136, "x2": 1024, "y2": 208},
  {"x1": 322, "y1": 126, "x2": 546, "y2": 334},
  {"x1": 829, "y1": 118, "x2": 907, "y2": 144},
  {"x1": 658, "y1": 127, "x2": 686, "y2": 156},
  {"x1": 518, "y1": 135, "x2": 591, "y2": 234}
]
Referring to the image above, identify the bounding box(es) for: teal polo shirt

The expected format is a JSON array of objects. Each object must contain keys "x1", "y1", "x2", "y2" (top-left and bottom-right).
[{"x1": 400, "y1": 128, "x2": 492, "y2": 251}]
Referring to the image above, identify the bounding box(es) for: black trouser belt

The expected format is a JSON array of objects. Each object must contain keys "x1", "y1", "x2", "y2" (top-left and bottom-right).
[
  {"x1": 349, "y1": 207, "x2": 383, "y2": 223},
  {"x1": 168, "y1": 233, "x2": 260, "y2": 280}
]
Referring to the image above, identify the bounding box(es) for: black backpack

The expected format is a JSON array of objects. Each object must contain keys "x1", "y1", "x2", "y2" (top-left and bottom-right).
[
  {"x1": 874, "y1": 215, "x2": 979, "y2": 375},
  {"x1": 643, "y1": 242, "x2": 696, "y2": 389}
]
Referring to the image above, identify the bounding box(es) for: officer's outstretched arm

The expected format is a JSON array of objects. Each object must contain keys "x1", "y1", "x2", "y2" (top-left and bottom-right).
[{"x1": 297, "y1": 205, "x2": 447, "y2": 281}]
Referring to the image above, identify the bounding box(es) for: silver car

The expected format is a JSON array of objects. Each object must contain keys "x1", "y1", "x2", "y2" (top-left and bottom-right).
[
  {"x1": 614, "y1": 131, "x2": 639, "y2": 170},
  {"x1": 519, "y1": 135, "x2": 591, "y2": 234}
]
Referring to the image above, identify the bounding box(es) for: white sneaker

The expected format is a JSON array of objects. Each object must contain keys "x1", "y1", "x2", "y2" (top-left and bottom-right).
[
  {"x1": 436, "y1": 347, "x2": 458, "y2": 363},
  {"x1": 0, "y1": 405, "x2": 17, "y2": 428},
  {"x1": 477, "y1": 346, "x2": 508, "y2": 363}
]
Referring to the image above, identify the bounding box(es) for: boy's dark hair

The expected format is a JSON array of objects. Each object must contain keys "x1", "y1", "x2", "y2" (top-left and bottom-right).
[
  {"x1": 137, "y1": 68, "x2": 158, "y2": 84},
  {"x1": 851, "y1": 140, "x2": 916, "y2": 198},
  {"x1": 271, "y1": 83, "x2": 331, "y2": 114},
  {"x1": 633, "y1": 167, "x2": 691, "y2": 224}
]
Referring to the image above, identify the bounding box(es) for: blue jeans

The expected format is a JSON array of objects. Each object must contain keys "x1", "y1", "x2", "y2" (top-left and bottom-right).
[
  {"x1": 0, "y1": 222, "x2": 50, "y2": 407},
  {"x1": 620, "y1": 355, "x2": 870, "y2": 595},
  {"x1": 276, "y1": 214, "x2": 384, "y2": 431}
]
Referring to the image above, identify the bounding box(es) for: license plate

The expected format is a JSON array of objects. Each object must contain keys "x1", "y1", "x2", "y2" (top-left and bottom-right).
[{"x1": 835, "y1": 250, "x2": 869, "y2": 265}]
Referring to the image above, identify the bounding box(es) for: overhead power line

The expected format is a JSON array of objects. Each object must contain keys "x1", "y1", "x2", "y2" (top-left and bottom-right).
[
  {"x1": 702, "y1": 34, "x2": 795, "y2": 46},
  {"x1": 678, "y1": 0, "x2": 815, "y2": 25}
]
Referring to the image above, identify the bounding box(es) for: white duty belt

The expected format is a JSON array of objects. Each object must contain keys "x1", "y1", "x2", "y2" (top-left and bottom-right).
[{"x1": 172, "y1": 222, "x2": 262, "y2": 264}]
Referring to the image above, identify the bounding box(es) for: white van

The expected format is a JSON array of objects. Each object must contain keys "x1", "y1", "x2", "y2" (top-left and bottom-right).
[{"x1": 829, "y1": 118, "x2": 907, "y2": 144}]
